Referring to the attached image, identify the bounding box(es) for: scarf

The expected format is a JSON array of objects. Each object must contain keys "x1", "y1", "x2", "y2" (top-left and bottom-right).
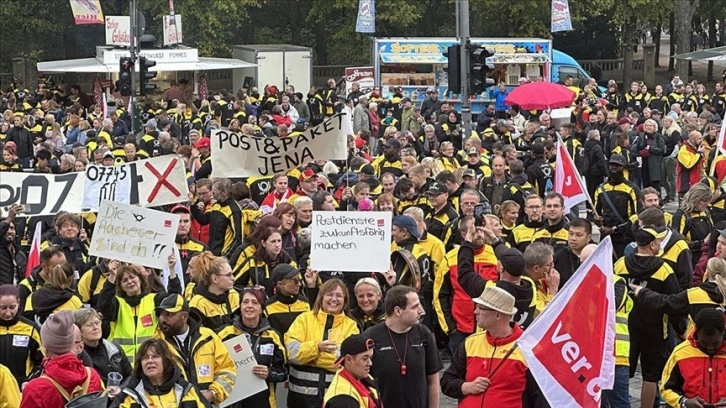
[{"x1": 338, "y1": 368, "x2": 382, "y2": 408}]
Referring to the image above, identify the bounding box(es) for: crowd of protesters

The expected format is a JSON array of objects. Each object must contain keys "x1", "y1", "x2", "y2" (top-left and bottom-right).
[{"x1": 1, "y1": 69, "x2": 726, "y2": 408}]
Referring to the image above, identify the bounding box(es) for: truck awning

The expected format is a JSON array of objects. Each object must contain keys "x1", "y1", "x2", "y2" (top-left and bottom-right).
[
  {"x1": 379, "y1": 53, "x2": 447, "y2": 64},
  {"x1": 673, "y1": 46, "x2": 726, "y2": 61},
  {"x1": 38, "y1": 57, "x2": 256, "y2": 73}
]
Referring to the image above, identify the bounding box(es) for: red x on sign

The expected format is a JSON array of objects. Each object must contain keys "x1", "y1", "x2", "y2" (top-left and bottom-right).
[{"x1": 145, "y1": 158, "x2": 181, "y2": 202}]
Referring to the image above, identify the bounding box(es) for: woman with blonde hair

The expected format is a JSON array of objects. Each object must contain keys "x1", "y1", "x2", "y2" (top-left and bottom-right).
[
  {"x1": 662, "y1": 115, "x2": 682, "y2": 203},
  {"x1": 285, "y1": 278, "x2": 359, "y2": 408},
  {"x1": 23, "y1": 262, "x2": 83, "y2": 324},
  {"x1": 673, "y1": 184, "x2": 714, "y2": 269},
  {"x1": 633, "y1": 257, "x2": 726, "y2": 326},
  {"x1": 435, "y1": 141, "x2": 460, "y2": 172},
  {"x1": 188, "y1": 251, "x2": 239, "y2": 331},
  {"x1": 633, "y1": 118, "x2": 665, "y2": 191},
  {"x1": 497, "y1": 200, "x2": 520, "y2": 240},
  {"x1": 401, "y1": 155, "x2": 419, "y2": 175}
]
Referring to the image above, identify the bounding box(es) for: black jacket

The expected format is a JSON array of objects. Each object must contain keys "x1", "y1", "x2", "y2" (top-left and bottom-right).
[
  {"x1": 83, "y1": 339, "x2": 133, "y2": 385},
  {"x1": 584, "y1": 138, "x2": 608, "y2": 179},
  {"x1": 0, "y1": 222, "x2": 26, "y2": 285}
]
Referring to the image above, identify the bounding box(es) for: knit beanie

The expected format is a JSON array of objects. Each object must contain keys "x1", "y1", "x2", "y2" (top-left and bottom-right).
[{"x1": 40, "y1": 309, "x2": 75, "y2": 355}]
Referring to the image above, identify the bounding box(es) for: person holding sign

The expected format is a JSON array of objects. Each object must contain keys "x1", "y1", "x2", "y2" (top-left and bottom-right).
[
  {"x1": 188, "y1": 252, "x2": 240, "y2": 331},
  {"x1": 323, "y1": 334, "x2": 382, "y2": 408},
  {"x1": 285, "y1": 279, "x2": 359, "y2": 408},
  {"x1": 111, "y1": 339, "x2": 210, "y2": 408},
  {"x1": 219, "y1": 287, "x2": 287, "y2": 408},
  {"x1": 97, "y1": 263, "x2": 182, "y2": 367}
]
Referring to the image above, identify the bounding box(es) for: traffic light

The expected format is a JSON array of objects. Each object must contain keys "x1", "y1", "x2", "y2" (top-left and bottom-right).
[
  {"x1": 469, "y1": 45, "x2": 495, "y2": 94},
  {"x1": 119, "y1": 57, "x2": 133, "y2": 97},
  {"x1": 139, "y1": 56, "x2": 157, "y2": 96},
  {"x1": 443, "y1": 44, "x2": 462, "y2": 93}
]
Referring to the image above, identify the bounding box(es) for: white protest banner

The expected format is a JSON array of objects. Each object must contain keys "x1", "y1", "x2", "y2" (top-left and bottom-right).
[
  {"x1": 163, "y1": 15, "x2": 183, "y2": 46},
  {"x1": 89, "y1": 200, "x2": 180, "y2": 270},
  {"x1": 310, "y1": 211, "x2": 391, "y2": 272},
  {"x1": 105, "y1": 16, "x2": 131, "y2": 47},
  {"x1": 221, "y1": 334, "x2": 268, "y2": 407},
  {"x1": 83, "y1": 155, "x2": 189, "y2": 211},
  {"x1": 0, "y1": 156, "x2": 189, "y2": 216},
  {"x1": 211, "y1": 113, "x2": 348, "y2": 178}
]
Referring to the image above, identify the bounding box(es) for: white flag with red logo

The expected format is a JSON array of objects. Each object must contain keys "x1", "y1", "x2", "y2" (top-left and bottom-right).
[
  {"x1": 25, "y1": 221, "x2": 43, "y2": 278},
  {"x1": 517, "y1": 236, "x2": 615, "y2": 408},
  {"x1": 555, "y1": 136, "x2": 590, "y2": 214}
]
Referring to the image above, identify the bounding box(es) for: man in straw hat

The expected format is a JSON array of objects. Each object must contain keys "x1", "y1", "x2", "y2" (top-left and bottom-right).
[
  {"x1": 441, "y1": 286, "x2": 547, "y2": 407},
  {"x1": 323, "y1": 334, "x2": 383, "y2": 408}
]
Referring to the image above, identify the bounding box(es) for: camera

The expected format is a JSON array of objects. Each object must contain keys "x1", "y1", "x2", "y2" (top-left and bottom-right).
[{"x1": 473, "y1": 203, "x2": 487, "y2": 227}]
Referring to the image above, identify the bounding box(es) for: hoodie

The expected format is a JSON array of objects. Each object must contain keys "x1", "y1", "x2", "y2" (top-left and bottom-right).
[
  {"x1": 616, "y1": 253, "x2": 682, "y2": 340},
  {"x1": 24, "y1": 286, "x2": 77, "y2": 324},
  {"x1": 20, "y1": 353, "x2": 103, "y2": 408},
  {"x1": 638, "y1": 281, "x2": 724, "y2": 337}
]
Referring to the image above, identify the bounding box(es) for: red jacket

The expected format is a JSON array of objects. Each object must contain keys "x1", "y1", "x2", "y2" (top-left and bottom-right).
[
  {"x1": 190, "y1": 201, "x2": 212, "y2": 245},
  {"x1": 441, "y1": 325, "x2": 546, "y2": 408},
  {"x1": 661, "y1": 332, "x2": 726, "y2": 406},
  {"x1": 693, "y1": 239, "x2": 713, "y2": 285},
  {"x1": 21, "y1": 353, "x2": 103, "y2": 408}
]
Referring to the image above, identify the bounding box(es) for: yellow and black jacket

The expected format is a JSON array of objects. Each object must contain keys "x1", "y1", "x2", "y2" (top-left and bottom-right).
[
  {"x1": 648, "y1": 94, "x2": 670, "y2": 113},
  {"x1": 324, "y1": 370, "x2": 383, "y2": 408},
  {"x1": 285, "y1": 311, "x2": 359, "y2": 399},
  {"x1": 506, "y1": 220, "x2": 544, "y2": 253},
  {"x1": 219, "y1": 316, "x2": 287, "y2": 407},
  {"x1": 115, "y1": 366, "x2": 209, "y2": 408},
  {"x1": 624, "y1": 91, "x2": 646, "y2": 113},
  {"x1": 660, "y1": 230, "x2": 695, "y2": 290},
  {"x1": 425, "y1": 203, "x2": 458, "y2": 243},
  {"x1": 77, "y1": 263, "x2": 109, "y2": 309},
  {"x1": 190, "y1": 198, "x2": 262, "y2": 257},
  {"x1": 189, "y1": 284, "x2": 240, "y2": 332},
  {"x1": 0, "y1": 364, "x2": 19, "y2": 407},
  {"x1": 0, "y1": 313, "x2": 42, "y2": 385},
  {"x1": 176, "y1": 236, "x2": 206, "y2": 282},
  {"x1": 371, "y1": 156, "x2": 404, "y2": 178},
  {"x1": 672, "y1": 209, "x2": 712, "y2": 263},
  {"x1": 23, "y1": 287, "x2": 83, "y2": 325},
  {"x1": 532, "y1": 218, "x2": 569, "y2": 252},
  {"x1": 265, "y1": 293, "x2": 311, "y2": 337},
  {"x1": 155, "y1": 318, "x2": 237, "y2": 405},
  {"x1": 615, "y1": 253, "x2": 683, "y2": 343},
  {"x1": 593, "y1": 179, "x2": 640, "y2": 228},
  {"x1": 233, "y1": 255, "x2": 298, "y2": 298},
  {"x1": 396, "y1": 195, "x2": 432, "y2": 218}
]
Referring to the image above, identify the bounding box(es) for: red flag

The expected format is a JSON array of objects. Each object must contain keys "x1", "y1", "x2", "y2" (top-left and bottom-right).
[
  {"x1": 716, "y1": 114, "x2": 726, "y2": 157},
  {"x1": 517, "y1": 237, "x2": 615, "y2": 407},
  {"x1": 25, "y1": 221, "x2": 43, "y2": 278},
  {"x1": 555, "y1": 136, "x2": 590, "y2": 214}
]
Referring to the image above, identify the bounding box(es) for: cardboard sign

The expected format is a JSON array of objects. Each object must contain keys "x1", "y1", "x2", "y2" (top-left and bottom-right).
[
  {"x1": 220, "y1": 335, "x2": 268, "y2": 407},
  {"x1": 89, "y1": 201, "x2": 180, "y2": 269},
  {"x1": 83, "y1": 156, "x2": 188, "y2": 211},
  {"x1": 310, "y1": 211, "x2": 392, "y2": 272},
  {"x1": 0, "y1": 156, "x2": 189, "y2": 216},
  {"x1": 211, "y1": 113, "x2": 349, "y2": 178}
]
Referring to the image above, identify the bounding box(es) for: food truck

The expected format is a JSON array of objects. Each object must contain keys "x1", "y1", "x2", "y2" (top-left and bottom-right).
[{"x1": 372, "y1": 37, "x2": 591, "y2": 113}]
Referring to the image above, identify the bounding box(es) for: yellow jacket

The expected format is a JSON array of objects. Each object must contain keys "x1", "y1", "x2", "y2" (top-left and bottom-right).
[
  {"x1": 285, "y1": 311, "x2": 359, "y2": 397},
  {"x1": 0, "y1": 364, "x2": 19, "y2": 408},
  {"x1": 155, "y1": 320, "x2": 237, "y2": 405},
  {"x1": 116, "y1": 371, "x2": 208, "y2": 408}
]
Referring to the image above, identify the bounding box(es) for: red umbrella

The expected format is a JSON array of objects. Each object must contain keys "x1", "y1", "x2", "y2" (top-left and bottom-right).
[{"x1": 504, "y1": 82, "x2": 576, "y2": 110}]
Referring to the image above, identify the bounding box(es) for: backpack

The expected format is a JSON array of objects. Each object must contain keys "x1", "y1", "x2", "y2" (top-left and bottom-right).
[
  {"x1": 575, "y1": 145, "x2": 590, "y2": 176},
  {"x1": 41, "y1": 367, "x2": 107, "y2": 408}
]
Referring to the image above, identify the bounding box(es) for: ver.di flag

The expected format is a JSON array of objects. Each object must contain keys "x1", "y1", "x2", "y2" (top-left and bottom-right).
[
  {"x1": 355, "y1": 0, "x2": 375, "y2": 34},
  {"x1": 69, "y1": 0, "x2": 104, "y2": 25},
  {"x1": 518, "y1": 237, "x2": 616, "y2": 408},
  {"x1": 555, "y1": 136, "x2": 590, "y2": 214},
  {"x1": 551, "y1": 0, "x2": 573, "y2": 33},
  {"x1": 25, "y1": 221, "x2": 43, "y2": 278}
]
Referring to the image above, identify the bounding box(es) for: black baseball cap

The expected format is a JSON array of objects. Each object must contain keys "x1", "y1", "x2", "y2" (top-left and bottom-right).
[
  {"x1": 335, "y1": 334, "x2": 375, "y2": 366},
  {"x1": 494, "y1": 246, "x2": 526, "y2": 277},
  {"x1": 609, "y1": 154, "x2": 627, "y2": 167},
  {"x1": 271, "y1": 264, "x2": 300, "y2": 285}
]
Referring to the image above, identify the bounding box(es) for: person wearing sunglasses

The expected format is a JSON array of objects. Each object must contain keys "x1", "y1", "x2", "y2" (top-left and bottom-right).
[
  {"x1": 188, "y1": 252, "x2": 239, "y2": 331},
  {"x1": 265, "y1": 264, "x2": 314, "y2": 336},
  {"x1": 219, "y1": 287, "x2": 287, "y2": 408},
  {"x1": 286, "y1": 278, "x2": 359, "y2": 408}
]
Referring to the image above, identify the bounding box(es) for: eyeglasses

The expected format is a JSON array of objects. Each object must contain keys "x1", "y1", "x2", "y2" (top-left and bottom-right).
[
  {"x1": 216, "y1": 272, "x2": 234, "y2": 279},
  {"x1": 83, "y1": 320, "x2": 102, "y2": 328}
]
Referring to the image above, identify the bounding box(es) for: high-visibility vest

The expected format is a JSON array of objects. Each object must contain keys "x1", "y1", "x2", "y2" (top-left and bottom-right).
[
  {"x1": 108, "y1": 293, "x2": 157, "y2": 366},
  {"x1": 614, "y1": 275, "x2": 632, "y2": 366}
]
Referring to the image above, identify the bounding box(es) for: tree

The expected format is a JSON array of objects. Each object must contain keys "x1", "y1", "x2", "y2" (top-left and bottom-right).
[{"x1": 674, "y1": 0, "x2": 699, "y2": 80}]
